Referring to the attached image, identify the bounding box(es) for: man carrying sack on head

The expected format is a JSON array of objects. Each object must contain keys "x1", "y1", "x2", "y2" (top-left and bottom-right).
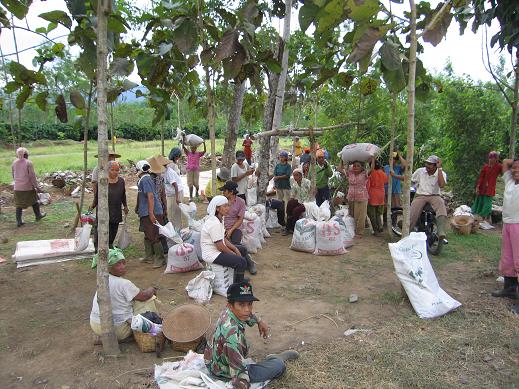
[
  {"x1": 89, "y1": 248, "x2": 158, "y2": 342},
  {"x1": 204, "y1": 281, "x2": 299, "y2": 389}
]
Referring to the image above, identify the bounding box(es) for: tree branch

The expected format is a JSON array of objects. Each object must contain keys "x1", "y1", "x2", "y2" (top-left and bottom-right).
[
  {"x1": 482, "y1": 26, "x2": 513, "y2": 106},
  {"x1": 10, "y1": 24, "x2": 62, "y2": 44},
  {"x1": 0, "y1": 34, "x2": 69, "y2": 58},
  {"x1": 255, "y1": 122, "x2": 361, "y2": 137}
]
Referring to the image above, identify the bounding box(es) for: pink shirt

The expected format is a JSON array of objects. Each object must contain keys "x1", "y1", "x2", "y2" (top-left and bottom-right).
[
  {"x1": 224, "y1": 196, "x2": 246, "y2": 231},
  {"x1": 12, "y1": 158, "x2": 39, "y2": 191},
  {"x1": 347, "y1": 168, "x2": 369, "y2": 202},
  {"x1": 186, "y1": 151, "x2": 205, "y2": 171}
]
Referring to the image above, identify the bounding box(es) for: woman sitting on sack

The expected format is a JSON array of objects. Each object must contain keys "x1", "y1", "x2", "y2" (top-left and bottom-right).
[{"x1": 201, "y1": 196, "x2": 248, "y2": 283}]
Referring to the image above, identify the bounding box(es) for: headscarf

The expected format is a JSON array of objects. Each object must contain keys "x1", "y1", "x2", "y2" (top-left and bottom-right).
[
  {"x1": 207, "y1": 195, "x2": 228, "y2": 216},
  {"x1": 91, "y1": 247, "x2": 125, "y2": 269},
  {"x1": 16, "y1": 147, "x2": 28, "y2": 159},
  {"x1": 316, "y1": 149, "x2": 325, "y2": 158},
  {"x1": 293, "y1": 168, "x2": 303, "y2": 176},
  {"x1": 108, "y1": 160, "x2": 120, "y2": 169},
  {"x1": 136, "y1": 160, "x2": 150, "y2": 173},
  {"x1": 488, "y1": 151, "x2": 499, "y2": 159}
]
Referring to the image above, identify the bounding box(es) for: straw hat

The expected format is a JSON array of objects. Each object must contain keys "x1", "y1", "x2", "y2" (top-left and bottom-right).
[
  {"x1": 162, "y1": 304, "x2": 211, "y2": 343},
  {"x1": 156, "y1": 155, "x2": 173, "y2": 166},
  {"x1": 94, "y1": 151, "x2": 121, "y2": 158},
  {"x1": 146, "y1": 156, "x2": 165, "y2": 174}
]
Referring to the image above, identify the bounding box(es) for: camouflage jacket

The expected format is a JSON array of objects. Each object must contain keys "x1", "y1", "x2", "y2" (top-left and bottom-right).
[{"x1": 204, "y1": 308, "x2": 260, "y2": 389}]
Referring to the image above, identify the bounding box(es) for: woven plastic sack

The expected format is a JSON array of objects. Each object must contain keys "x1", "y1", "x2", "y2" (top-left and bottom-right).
[
  {"x1": 314, "y1": 220, "x2": 347, "y2": 256},
  {"x1": 338, "y1": 143, "x2": 380, "y2": 163},
  {"x1": 165, "y1": 243, "x2": 203, "y2": 273},
  {"x1": 290, "y1": 218, "x2": 316, "y2": 253}
]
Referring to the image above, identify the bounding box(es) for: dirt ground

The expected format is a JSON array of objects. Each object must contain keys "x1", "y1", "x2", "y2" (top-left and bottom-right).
[{"x1": 0, "y1": 171, "x2": 518, "y2": 388}]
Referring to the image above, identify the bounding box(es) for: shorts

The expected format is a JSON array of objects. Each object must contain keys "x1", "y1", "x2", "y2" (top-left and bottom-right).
[{"x1": 187, "y1": 170, "x2": 199, "y2": 187}]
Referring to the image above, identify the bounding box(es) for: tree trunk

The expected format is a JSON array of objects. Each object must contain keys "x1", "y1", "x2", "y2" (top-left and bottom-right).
[
  {"x1": 79, "y1": 81, "x2": 94, "y2": 215},
  {"x1": 510, "y1": 51, "x2": 519, "y2": 159},
  {"x1": 386, "y1": 93, "x2": 397, "y2": 239},
  {"x1": 0, "y1": 45, "x2": 16, "y2": 149},
  {"x1": 161, "y1": 117, "x2": 165, "y2": 156},
  {"x1": 95, "y1": 0, "x2": 119, "y2": 356},
  {"x1": 205, "y1": 67, "x2": 217, "y2": 195},
  {"x1": 110, "y1": 102, "x2": 116, "y2": 152},
  {"x1": 11, "y1": 15, "x2": 22, "y2": 143},
  {"x1": 222, "y1": 80, "x2": 246, "y2": 167},
  {"x1": 402, "y1": 0, "x2": 417, "y2": 238}
]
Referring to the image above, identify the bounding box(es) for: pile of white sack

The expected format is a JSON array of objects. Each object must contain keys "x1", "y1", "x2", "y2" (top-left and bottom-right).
[{"x1": 290, "y1": 201, "x2": 355, "y2": 256}]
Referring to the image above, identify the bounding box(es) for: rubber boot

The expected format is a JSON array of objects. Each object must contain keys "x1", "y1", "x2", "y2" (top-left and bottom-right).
[
  {"x1": 152, "y1": 242, "x2": 166, "y2": 268},
  {"x1": 510, "y1": 303, "x2": 519, "y2": 315},
  {"x1": 245, "y1": 254, "x2": 257, "y2": 275},
  {"x1": 161, "y1": 238, "x2": 169, "y2": 255},
  {"x1": 32, "y1": 203, "x2": 46, "y2": 221},
  {"x1": 492, "y1": 277, "x2": 519, "y2": 299},
  {"x1": 233, "y1": 269, "x2": 245, "y2": 283},
  {"x1": 266, "y1": 350, "x2": 300, "y2": 362},
  {"x1": 16, "y1": 208, "x2": 24, "y2": 227},
  {"x1": 141, "y1": 239, "x2": 154, "y2": 263},
  {"x1": 436, "y1": 215, "x2": 447, "y2": 239}
]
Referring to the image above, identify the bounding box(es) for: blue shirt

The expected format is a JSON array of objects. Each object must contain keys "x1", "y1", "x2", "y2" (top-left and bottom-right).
[
  {"x1": 384, "y1": 164, "x2": 403, "y2": 194},
  {"x1": 274, "y1": 163, "x2": 292, "y2": 190},
  {"x1": 137, "y1": 174, "x2": 163, "y2": 217}
]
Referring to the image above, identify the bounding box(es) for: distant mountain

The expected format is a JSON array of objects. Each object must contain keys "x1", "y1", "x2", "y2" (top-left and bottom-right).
[{"x1": 117, "y1": 87, "x2": 147, "y2": 104}]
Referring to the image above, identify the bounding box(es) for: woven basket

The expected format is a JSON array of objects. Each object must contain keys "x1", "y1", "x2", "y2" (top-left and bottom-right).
[
  {"x1": 452, "y1": 215, "x2": 474, "y2": 235},
  {"x1": 163, "y1": 304, "x2": 211, "y2": 352},
  {"x1": 133, "y1": 330, "x2": 165, "y2": 353}
]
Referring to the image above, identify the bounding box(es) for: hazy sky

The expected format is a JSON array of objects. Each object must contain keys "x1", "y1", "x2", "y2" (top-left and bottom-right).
[{"x1": 0, "y1": 0, "x2": 512, "y2": 84}]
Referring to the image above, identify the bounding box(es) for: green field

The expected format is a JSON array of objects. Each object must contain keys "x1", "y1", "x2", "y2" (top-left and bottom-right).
[{"x1": 0, "y1": 138, "x2": 300, "y2": 184}]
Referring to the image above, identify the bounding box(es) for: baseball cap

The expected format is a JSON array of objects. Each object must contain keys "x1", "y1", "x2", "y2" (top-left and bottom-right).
[
  {"x1": 425, "y1": 155, "x2": 439, "y2": 164},
  {"x1": 279, "y1": 150, "x2": 289, "y2": 158},
  {"x1": 136, "y1": 160, "x2": 150, "y2": 173},
  {"x1": 236, "y1": 150, "x2": 246, "y2": 160},
  {"x1": 219, "y1": 180, "x2": 238, "y2": 192},
  {"x1": 227, "y1": 281, "x2": 259, "y2": 302}
]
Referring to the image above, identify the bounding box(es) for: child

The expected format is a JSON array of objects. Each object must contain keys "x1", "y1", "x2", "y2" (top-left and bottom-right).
[
  {"x1": 367, "y1": 158, "x2": 388, "y2": 234},
  {"x1": 182, "y1": 140, "x2": 206, "y2": 201},
  {"x1": 243, "y1": 134, "x2": 253, "y2": 165},
  {"x1": 274, "y1": 151, "x2": 292, "y2": 212}
]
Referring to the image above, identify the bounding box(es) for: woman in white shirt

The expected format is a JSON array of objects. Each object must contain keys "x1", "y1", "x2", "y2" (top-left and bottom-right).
[
  {"x1": 161, "y1": 150, "x2": 184, "y2": 230},
  {"x1": 201, "y1": 195, "x2": 247, "y2": 283}
]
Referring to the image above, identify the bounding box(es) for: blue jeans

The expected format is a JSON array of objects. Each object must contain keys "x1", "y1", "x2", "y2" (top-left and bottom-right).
[
  {"x1": 247, "y1": 357, "x2": 286, "y2": 382},
  {"x1": 316, "y1": 186, "x2": 330, "y2": 206}
]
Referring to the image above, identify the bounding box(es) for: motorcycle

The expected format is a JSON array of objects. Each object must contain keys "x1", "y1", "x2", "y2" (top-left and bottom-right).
[{"x1": 391, "y1": 187, "x2": 444, "y2": 255}]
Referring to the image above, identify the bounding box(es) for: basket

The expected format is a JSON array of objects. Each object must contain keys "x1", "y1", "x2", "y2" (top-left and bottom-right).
[
  {"x1": 452, "y1": 215, "x2": 474, "y2": 235},
  {"x1": 133, "y1": 330, "x2": 166, "y2": 353},
  {"x1": 163, "y1": 304, "x2": 211, "y2": 352}
]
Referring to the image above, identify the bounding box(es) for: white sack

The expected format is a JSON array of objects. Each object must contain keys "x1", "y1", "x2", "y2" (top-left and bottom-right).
[
  {"x1": 303, "y1": 202, "x2": 320, "y2": 221},
  {"x1": 186, "y1": 271, "x2": 214, "y2": 304},
  {"x1": 155, "y1": 222, "x2": 183, "y2": 244},
  {"x1": 314, "y1": 220, "x2": 347, "y2": 256},
  {"x1": 165, "y1": 243, "x2": 203, "y2": 274},
  {"x1": 180, "y1": 228, "x2": 203, "y2": 260},
  {"x1": 74, "y1": 224, "x2": 92, "y2": 252},
  {"x1": 179, "y1": 202, "x2": 206, "y2": 231},
  {"x1": 38, "y1": 192, "x2": 51, "y2": 205},
  {"x1": 242, "y1": 217, "x2": 263, "y2": 254},
  {"x1": 207, "y1": 263, "x2": 234, "y2": 297},
  {"x1": 116, "y1": 220, "x2": 131, "y2": 250},
  {"x1": 388, "y1": 232, "x2": 462, "y2": 319},
  {"x1": 318, "y1": 200, "x2": 331, "y2": 221},
  {"x1": 290, "y1": 218, "x2": 317, "y2": 253},
  {"x1": 184, "y1": 133, "x2": 204, "y2": 146},
  {"x1": 266, "y1": 209, "x2": 281, "y2": 229},
  {"x1": 332, "y1": 215, "x2": 354, "y2": 248},
  {"x1": 338, "y1": 143, "x2": 380, "y2": 163}
]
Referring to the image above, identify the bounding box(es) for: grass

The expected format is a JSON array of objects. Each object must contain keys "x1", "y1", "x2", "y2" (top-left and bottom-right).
[{"x1": 0, "y1": 137, "x2": 300, "y2": 184}]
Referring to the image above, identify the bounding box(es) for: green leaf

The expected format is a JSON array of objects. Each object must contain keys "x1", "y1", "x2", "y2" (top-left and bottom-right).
[
  {"x1": 52, "y1": 43, "x2": 66, "y2": 55},
  {"x1": 73, "y1": 115, "x2": 83, "y2": 130},
  {"x1": 35, "y1": 26, "x2": 47, "y2": 33},
  {"x1": 359, "y1": 77, "x2": 379, "y2": 96},
  {"x1": 109, "y1": 57, "x2": 133, "y2": 77},
  {"x1": 39, "y1": 10, "x2": 72, "y2": 29},
  {"x1": 216, "y1": 7, "x2": 237, "y2": 26},
  {"x1": 200, "y1": 48, "x2": 214, "y2": 66},
  {"x1": 2, "y1": 0, "x2": 31, "y2": 20},
  {"x1": 35, "y1": 91, "x2": 49, "y2": 111},
  {"x1": 70, "y1": 90, "x2": 85, "y2": 109},
  {"x1": 157, "y1": 43, "x2": 173, "y2": 56},
  {"x1": 5, "y1": 81, "x2": 22, "y2": 94},
  {"x1": 108, "y1": 14, "x2": 128, "y2": 34},
  {"x1": 381, "y1": 62, "x2": 405, "y2": 93},
  {"x1": 55, "y1": 94, "x2": 68, "y2": 123},
  {"x1": 107, "y1": 87, "x2": 123, "y2": 103},
  {"x1": 264, "y1": 58, "x2": 282, "y2": 74},
  {"x1": 122, "y1": 79, "x2": 138, "y2": 91},
  {"x1": 215, "y1": 29, "x2": 239, "y2": 62},
  {"x1": 15, "y1": 85, "x2": 31, "y2": 109},
  {"x1": 172, "y1": 18, "x2": 198, "y2": 54},
  {"x1": 222, "y1": 44, "x2": 247, "y2": 80},
  {"x1": 345, "y1": 0, "x2": 380, "y2": 22},
  {"x1": 336, "y1": 72, "x2": 355, "y2": 89},
  {"x1": 423, "y1": 3, "x2": 453, "y2": 47},
  {"x1": 77, "y1": 47, "x2": 96, "y2": 80},
  {"x1": 348, "y1": 23, "x2": 391, "y2": 64},
  {"x1": 299, "y1": 2, "x2": 320, "y2": 32},
  {"x1": 415, "y1": 82, "x2": 431, "y2": 101},
  {"x1": 0, "y1": 8, "x2": 10, "y2": 27},
  {"x1": 379, "y1": 41, "x2": 401, "y2": 71}
]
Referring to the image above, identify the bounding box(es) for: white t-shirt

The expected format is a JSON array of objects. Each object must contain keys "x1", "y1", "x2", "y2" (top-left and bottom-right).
[
  {"x1": 411, "y1": 167, "x2": 447, "y2": 195},
  {"x1": 201, "y1": 215, "x2": 225, "y2": 263},
  {"x1": 91, "y1": 166, "x2": 99, "y2": 183},
  {"x1": 503, "y1": 171, "x2": 519, "y2": 224},
  {"x1": 90, "y1": 274, "x2": 140, "y2": 325},
  {"x1": 163, "y1": 164, "x2": 184, "y2": 197},
  {"x1": 231, "y1": 161, "x2": 249, "y2": 195}
]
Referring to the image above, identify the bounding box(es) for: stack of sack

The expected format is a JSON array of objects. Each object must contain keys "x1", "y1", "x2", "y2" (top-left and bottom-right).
[{"x1": 290, "y1": 201, "x2": 355, "y2": 256}]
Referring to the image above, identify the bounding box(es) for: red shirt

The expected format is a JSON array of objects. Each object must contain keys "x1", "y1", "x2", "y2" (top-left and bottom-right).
[
  {"x1": 242, "y1": 139, "x2": 253, "y2": 158},
  {"x1": 476, "y1": 163, "x2": 502, "y2": 196},
  {"x1": 367, "y1": 169, "x2": 388, "y2": 206}
]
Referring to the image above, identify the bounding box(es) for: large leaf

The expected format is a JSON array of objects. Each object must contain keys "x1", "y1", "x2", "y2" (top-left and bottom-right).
[
  {"x1": 423, "y1": 3, "x2": 453, "y2": 47},
  {"x1": 76, "y1": 46, "x2": 96, "y2": 80},
  {"x1": 35, "y1": 91, "x2": 49, "y2": 111},
  {"x1": 336, "y1": 72, "x2": 355, "y2": 89},
  {"x1": 348, "y1": 23, "x2": 391, "y2": 64},
  {"x1": 55, "y1": 94, "x2": 68, "y2": 123},
  {"x1": 200, "y1": 48, "x2": 214, "y2": 66},
  {"x1": 359, "y1": 77, "x2": 379, "y2": 96},
  {"x1": 379, "y1": 41, "x2": 401, "y2": 71},
  {"x1": 108, "y1": 14, "x2": 129, "y2": 34},
  {"x1": 172, "y1": 18, "x2": 198, "y2": 54},
  {"x1": 315, "y1": 0, "x2": 346, "y2": 34},
  {"x1": 0, "y1": 7, "x2": 11, "y2": 27},
  {"x1": 15, "y1": 85, "x2": 31, "y2": 109},
  {"x1": 215, "y1": 29, "x2": 239, "y2": 62},
  {"x1": 107, "y1": 87, "x2": 122, "y2": 104},
  {"x1": 2, "y1": 0, "x2": 31, "y2": 19},
  {"x1": 157, "y1": 43, "x2": 173, "y2": 56},
  {"x1": 222, "y1": 43, "x2": 247, "y2": 80},
  {"x1": 70, "y1": 90, "x2": 85, "y2": 109},
  {"x1": 264, "y1": 57, "x2": 282, "y2": 74},
  {"x1": 5, "y1": 81, "x2": 22, "y2": 94},
  {"x1": 345, "y1": 0, "x2": 380, "y2": 22},
  {"x1": 39, "y1": 10, "x2": 72, "y2": 29},
  {"x1": 381, "y1": 62, "x2": 405, "y2": 93},
  {"x1": 122, "y1": 79, "x2": 138, "y2": 91},
  {"x1": 299, "y1": 2, "x2": 320, "y2": 33},
  {"x1": 109, "y1": 57, "x2": 133, "y2": 77}
]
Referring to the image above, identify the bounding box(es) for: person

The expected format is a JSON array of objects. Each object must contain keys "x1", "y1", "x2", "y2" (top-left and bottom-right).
[
  {"x1": 231, "y1": 150, "x2": 254, "y2": 202},
  {"x1": 220, "y1": 181, "x2": 256, "y2": 275},
  {"x1": 11, "y1": 147, "x2": 46, "y2": 227},
  {"x1": 300, "y1": 147, "x2": 311, "y2": 166},
  {"x1": 472, "y1": 151, "x2": 502, "y2": 223},
  {"x1": 491, "y1": 158, "x2": 519, "y2": 314},
  {"x1": 135, "y1": 159, "x2": 166, "y2": 268},
  {"x1": 183, "y1": 141, "x2": 206, "y2": 201},
  {"x1": 273, "y1": 151, "x2": 292, "y2": 211},
  {"x1": 341, "y1": 160, "x2": 369, "y2": 237},
  {"x1": 200, "y1": 196, "x2": 248, "y2": 283},
  {"x1": 367, "y1": 158, "x2": 388, "y2": 234},
  {"x1": 206, "y1": 168, "x2": 231, "y2": 201},
  {"x1": 384, "y1": 151, "x2": 407, "y2": 208},
  {"x1": 91, "y1": 151, "x2": 121, "y2": 196},
  {"x1": 159, "y1": 154, "x2": 184, "y2": 231},
  {"x1": 242, "y1": 134, "x2": 253, "y2": 165},
  {"x1": 410, "y1": 155, "x2": 448, "y2": 239},
  {"x1": 294, "y1": 136, "x2": 302, "y2": 157},
  {"x1": 314, "y1": 149, "x2": 333, "y2": 206},
  {"x1": 205, "y1": 281, "x2": 299, "y2": 389},
  {"x1": 90, "y1": 248, "x2": 158, "y2": 341},
  {"x1": 168, "y1": 147, "x2": 182, "y2": 175},
  {"x1": 284, "y1": 168, "x2": 312, "y2": 235},
  {"x1": 89, "y1": 161, "x2": 128, "y2": 250}
]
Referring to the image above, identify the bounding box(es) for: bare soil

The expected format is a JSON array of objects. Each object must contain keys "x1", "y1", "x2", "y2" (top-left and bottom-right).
[{"x1": 0, "y1": 172, "x2": 517, "y2": 388}]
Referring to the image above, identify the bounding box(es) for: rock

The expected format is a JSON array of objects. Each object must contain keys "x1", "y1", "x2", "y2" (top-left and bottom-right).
[
  {"x1": 460, "y1": 375, "x2": 468, "y2": 384},
  {"x1": 1, "y1": 237, "x2": 8, "y2": 244},
  {"x1": 273, "y1": 262, "x2": 281, "y2": 269},
  {"x1": 349, "y1": 293, "x2": 358, "y2": 303},
  {"x1": 63, "y1": 223, "x2": 70, "y2": 228},
  {"x1": 483, "y1": 355, "x2": 493, "y2": 362}
]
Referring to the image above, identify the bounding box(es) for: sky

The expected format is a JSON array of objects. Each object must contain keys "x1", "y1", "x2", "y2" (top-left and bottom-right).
[{"x1": 0, "y1": 0, "x2": 513, "y2": 85}]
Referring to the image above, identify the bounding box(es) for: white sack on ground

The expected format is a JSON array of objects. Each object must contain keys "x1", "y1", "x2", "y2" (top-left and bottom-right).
[
  {"x1": 332, "y1": 215, "x2": 354, "y2": 248},
  {"x1": 242, "y1": 216, "x2": 263, "y2": 254},
  {"x1": 314, "y1": 220, "x2": 347, "y2": 256},
  {"x1": 388, "y1": 232, "x2": 462, "y2": 319},
  {"x1": 207, "y1": 263, "x2": 234, "y2": 297},
  {"x1": 186, "y1": 271, "x2": 214, "y2": 304},
  {"x1": 74, "y1": 224, "x2": 92, "y2": 252},
  {"x1": 290, "y1": 218, "x2": 317, "y2": 253},
  {"x1": 265, "y1": 208, "x2": 281, "y2": 229},
  {"x1": 165, "y1": 243, "x2": 202, "y2": 273},
  {"x1": 180, "y1": 228, "x2": 203, "y2": 260}
]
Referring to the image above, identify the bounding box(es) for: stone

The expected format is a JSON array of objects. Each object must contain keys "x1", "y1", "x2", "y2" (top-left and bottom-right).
[{"x1": 349, "y1": 293, "x2": 358, "y2": 303}]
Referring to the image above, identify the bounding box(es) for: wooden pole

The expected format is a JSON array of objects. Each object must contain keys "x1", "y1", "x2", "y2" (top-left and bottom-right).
[{"x1": 79, "y1": 81, "x2": 94, "y2": 216}]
